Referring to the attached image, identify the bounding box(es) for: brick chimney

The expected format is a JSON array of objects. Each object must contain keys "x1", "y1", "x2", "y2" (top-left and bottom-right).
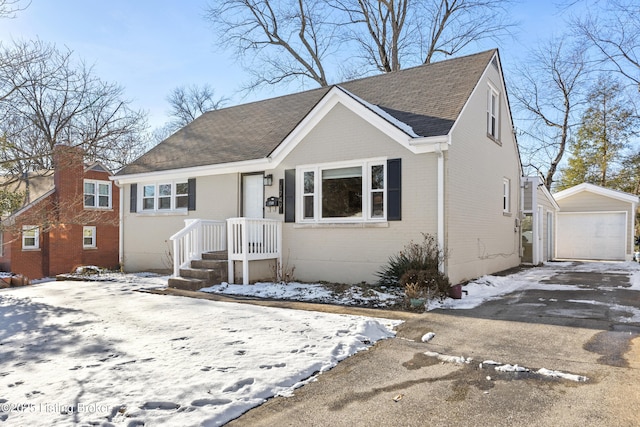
[{"x1": 53, "y1": 144, "x2": 85, "y2": 219}]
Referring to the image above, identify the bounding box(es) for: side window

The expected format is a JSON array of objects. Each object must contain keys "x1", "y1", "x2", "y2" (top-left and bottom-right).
[
  {"x1": 302, "y1": 171, "x2": 314, "y2": 219},
  {"x1": 370, "y1": 164, "x2": 385, "y2": 219},
  {"x1": 22, "y1": 225, "x2": 39, "y2": 249},
  {"x1": 176, "y1": 182, "x2": 189, "y2": 209},
  {"x1": 83, "y1": 226, "x2": 96, "y2": 248},
  {"x1": 143, "y1": 185, "x2": 155, "y2": 210},
  {"x1": 503, "y1": 178, "x2": 511, "y2": 213},
  {"x1": 487, "y1": 86, "x2": 499, "y2": 140}
]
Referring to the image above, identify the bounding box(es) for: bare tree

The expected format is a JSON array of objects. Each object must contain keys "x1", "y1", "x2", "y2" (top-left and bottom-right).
[
  {"x1": 206, "y1": 0, "x2": 339, "y2": 90},
  {"x1": 417, "y1": 0, "x2": 517, "y2": 64},
  {"x1": 0, "y1": 0, "x2": 28, "y2": 19},
  {"x1": 0, "y1": 40, "x2": 149, "y2": 180},
  {"x1": 333, "y1": 0, "x2": 411, "y2": 73},
  {"x1": 574, "y1": 0, "x2": 639, "y2": 88},
  {"x1": 150, "y1": 84, "x2": 228, "y2": 144},
  {"x1": 334, "y1": 0, "x2": 515, "y2": 75},
  {"x1": 207, "y1": 0, "x2": 517, "y2": 90},
  {"x1": 166, "y1": 84, "x2": 227, "y2": 131},
  {"x1": 511, "y1": 37, "x2": 590, "y2": 190}
]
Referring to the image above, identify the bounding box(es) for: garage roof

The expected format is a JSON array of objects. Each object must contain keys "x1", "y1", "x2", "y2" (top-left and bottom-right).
[{"x1": 554, "y1": 183, "x2": 639, "y2": 205}]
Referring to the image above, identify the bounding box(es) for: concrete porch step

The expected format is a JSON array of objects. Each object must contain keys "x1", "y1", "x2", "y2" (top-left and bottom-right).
[
  {"x1": 167, "y1": 276, "x2": 207, "y2": 292},
  {"x1": 169, "y1": 250, "x2": 229, "y2": 290},
  {"x1": 202, "y1": 250, "x2": 227, "y2": 260},
  {"x1": 191, "y1": 258, "x2": 227, "y2": 270},
  {"x1": 180, "y1": 267, "x2": 227, "y2": 284}
]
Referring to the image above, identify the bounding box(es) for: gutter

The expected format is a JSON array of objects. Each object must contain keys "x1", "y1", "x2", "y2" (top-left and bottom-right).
[{"x1": 114, "y1": 180, "x2": 124, "y2": 269}]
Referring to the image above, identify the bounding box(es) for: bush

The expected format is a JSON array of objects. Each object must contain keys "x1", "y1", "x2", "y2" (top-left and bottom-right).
[
  {"x1": 376, "y1": 233, "x2": 448, "y2": 288},
  {"x1": 399, "y1": 268, "x2": 450, "y2": 302}
]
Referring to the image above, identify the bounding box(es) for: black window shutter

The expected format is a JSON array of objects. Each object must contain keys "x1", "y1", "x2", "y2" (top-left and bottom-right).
[
  {"x1": 130, "y1": 183, "x2": 137, "y2": 213},
  {"x1": 387, "y1": 158, "x2": 401, "y2": 221},
  {"x1": 187, "y1": 178, "x2": 196, "y2": 211},
  {"x1": 284, "y1": 169, "x2": 296, "y2": 223}
]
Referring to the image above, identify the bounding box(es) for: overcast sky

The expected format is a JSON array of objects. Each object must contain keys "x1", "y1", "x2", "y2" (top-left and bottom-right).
[{"x1": 0, "y1": 0, "x2": 575, "y2": 131}]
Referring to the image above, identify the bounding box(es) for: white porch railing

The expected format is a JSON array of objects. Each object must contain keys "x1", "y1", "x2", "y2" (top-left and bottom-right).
[
  {"x1": 227, "y1": 217, "x2": 282, "y2": 285},
  {"x1": 169, "y1": 219, "x2": 227, "y2": 277}
]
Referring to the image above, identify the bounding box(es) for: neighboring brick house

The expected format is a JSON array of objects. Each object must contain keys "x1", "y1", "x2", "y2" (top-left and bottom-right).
[{"x1": 0, "y1": 144, "x2": 120, "y2": 280}]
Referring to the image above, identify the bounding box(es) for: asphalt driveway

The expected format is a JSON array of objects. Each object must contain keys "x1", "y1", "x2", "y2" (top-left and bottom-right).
[
  {"x1": 224, "y1": 261, "x2": 640, "y2": 427},
  {"x1": 440, "y1": 261, "x2": 640, "y2": 331}
]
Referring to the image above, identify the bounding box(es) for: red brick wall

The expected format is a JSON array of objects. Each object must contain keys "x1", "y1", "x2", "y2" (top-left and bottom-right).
[
  {"x1": 48, "y1": 223, "x2": 83, "y2": 276},
  {"x1": 6, "y1": 224, "x2": 46, "y2": 281},
  {"x1": 80, "y1": 165, "x2": 120, "y2": 271},
  {"x1": 3, "y1": 145, "x2": 121, "y2": 279},
  {"x1": 82, "y1": 224, "x2": 120, "y2": 269},
  {"x1": 53, "y1": 144, "x2": 84, "y2": 223}
]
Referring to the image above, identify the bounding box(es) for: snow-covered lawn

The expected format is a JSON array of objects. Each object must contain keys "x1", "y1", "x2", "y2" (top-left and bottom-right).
[
  {"x1": 0, "y1": 275, "x2": 400, "y2": 426},
  {"x1": 201, "y1": 281, "x2": 404, "y2": 308},
  {"x1": 2, "y1": 261, "x2": 638, "y2": 425},
  {"x1": 201, "y1": 261, "x2": 640, "y2": 315}
]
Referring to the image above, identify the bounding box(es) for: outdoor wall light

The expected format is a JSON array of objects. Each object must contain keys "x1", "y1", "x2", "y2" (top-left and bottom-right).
[{"x1": 263, "y1": 174, "x2": 273, "y2": 186}]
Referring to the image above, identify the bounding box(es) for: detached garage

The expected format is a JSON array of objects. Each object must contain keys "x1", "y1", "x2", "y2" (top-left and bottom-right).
[{"x1": 554, "y1": 183, "x2": 639, "y2": 261}]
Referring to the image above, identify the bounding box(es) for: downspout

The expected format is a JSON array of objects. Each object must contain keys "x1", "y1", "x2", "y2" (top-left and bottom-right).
[
  {"x1": 531, "y1": 179, "x2": 539, "y2": 265},
  {"x1": 631, "y1": 200, "x2": 638, "y2": 261},
  {"x1": 436, "y1": 146, "x2": 445, "y2": 274},
  {"x1": 116, "y1": 180, "x2": 124, "y2": 270}
]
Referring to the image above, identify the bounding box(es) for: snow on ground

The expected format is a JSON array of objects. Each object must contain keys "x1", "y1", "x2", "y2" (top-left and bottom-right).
[
  {"x1": 2, "y1": 261, "x2": 637, "y2": 425},
  {"x1": 0, "y1": 275, "x2": 400, "y2": 426},
  {"x1": 201, "y1": 261, "x2": 640, "y2": 314},
  {"x1": 201, "y1": 282, "x2": 403, "y2": 308},
  {"x1": 425, "y1": 353, "x2": 588, "y2": 382}
]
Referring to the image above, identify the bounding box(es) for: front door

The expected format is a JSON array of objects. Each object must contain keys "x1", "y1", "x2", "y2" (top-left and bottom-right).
[{"x1": 242, "y1": 174, "x2": 264, "y2": 218}]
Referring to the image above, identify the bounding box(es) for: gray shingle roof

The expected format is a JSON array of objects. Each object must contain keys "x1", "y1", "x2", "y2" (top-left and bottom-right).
[{"x1": 118, "y1": 50, "x2": 497, "y2": 176}]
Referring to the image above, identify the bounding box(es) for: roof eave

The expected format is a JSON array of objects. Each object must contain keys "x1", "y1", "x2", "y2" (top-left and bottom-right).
[{"x1": 110, "y1": 157, "x2": 273, "y2": 185}]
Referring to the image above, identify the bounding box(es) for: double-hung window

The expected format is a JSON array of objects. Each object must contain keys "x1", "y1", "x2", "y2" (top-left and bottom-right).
[
  {"x1": 487, "y1": 85, "x2": 499, "y2": 140},
  {"x1": 83, "y1": 226, "x2": 96, "y2": 248},
  {"x1": 22, "y1": 225, "x2": 39, "y2": 250},
  {"x1": 503, "y1": 178, "x2": 511, "y2": 214},
  {"x1": 141, "y1": 181, "x2": 189, "y2": 212},
  {"x1": 84, "y1": 180, "x2": 112, "y2": 208},
  {"x1": 298, "y1": 159, "x2": 386, "y2": 222}
]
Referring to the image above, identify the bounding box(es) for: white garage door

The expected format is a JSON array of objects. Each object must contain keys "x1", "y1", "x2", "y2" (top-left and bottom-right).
[{"x1": 556, "y1": 212, "x2": 627, "y2": 260}]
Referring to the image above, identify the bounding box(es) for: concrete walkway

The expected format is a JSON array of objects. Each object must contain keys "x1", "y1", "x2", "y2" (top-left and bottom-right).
[{"x1": 157, "y1": 262, "x2": 640, "y2": 426}]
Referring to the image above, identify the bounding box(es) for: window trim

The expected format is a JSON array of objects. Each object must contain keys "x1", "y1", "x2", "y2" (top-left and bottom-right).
[
  {"x1": 84, "y1": 179, "x2": 112, "y2": 209},
  {"x1": 83, "y1": 226, "x2": 97, "y2": 249},
  {"x1": 296, "y1": 158, "x2": 387, "y2": 223},
  {"x1": 503, "y1": 177, "x2": 511, "y2": 214},
  {"x1": 139, "y1": 181, "x2": 189, "y2": 213},
  {"x1": 487, "y1": 84, "x2": 500, "y2": 141},
  {"x1": 22, "y1": 225, "x2": 40, "y2": 250}
]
